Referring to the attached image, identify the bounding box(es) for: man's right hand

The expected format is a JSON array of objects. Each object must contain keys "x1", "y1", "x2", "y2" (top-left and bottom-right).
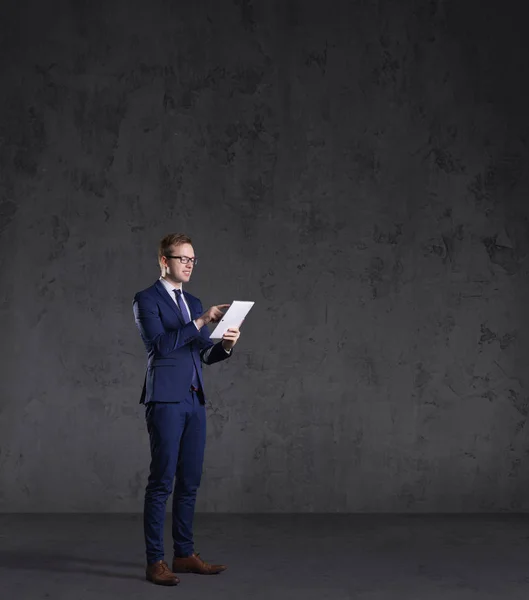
[{"x1": 196, "y1": 304, "x2": 230, "y2": 329}]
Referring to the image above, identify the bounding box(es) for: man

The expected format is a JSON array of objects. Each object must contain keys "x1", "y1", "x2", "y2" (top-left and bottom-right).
[{"x1": 133, "y1": 233, "x2": 241, "y2": 586}]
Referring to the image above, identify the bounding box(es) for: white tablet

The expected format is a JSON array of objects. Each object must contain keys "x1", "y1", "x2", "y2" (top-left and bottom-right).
[{"x1": 210, "y1": 301, "x2": 255, "y2": 339}]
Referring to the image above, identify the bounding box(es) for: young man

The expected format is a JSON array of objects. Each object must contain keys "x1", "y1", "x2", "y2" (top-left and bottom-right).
[{"x1": 133, "y1": 233, "x2": 240, "y2": 586}]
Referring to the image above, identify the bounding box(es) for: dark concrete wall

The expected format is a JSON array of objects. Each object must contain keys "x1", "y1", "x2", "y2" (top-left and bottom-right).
[{"x1": 0, "y1": 0, "x2": 528, "y2": 512}]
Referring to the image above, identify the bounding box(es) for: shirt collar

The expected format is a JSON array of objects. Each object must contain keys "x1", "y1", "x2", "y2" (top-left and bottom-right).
[{"x1": 159, "y1": 276, "x2": 182, "y2": 295}]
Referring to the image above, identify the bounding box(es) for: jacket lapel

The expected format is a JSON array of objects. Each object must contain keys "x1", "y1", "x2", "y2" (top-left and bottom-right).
[{"x1": 154, "y1": 280, "x2": 185, "y2": 325}]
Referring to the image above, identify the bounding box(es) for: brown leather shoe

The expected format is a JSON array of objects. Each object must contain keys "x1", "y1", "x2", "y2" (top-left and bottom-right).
[
  {"x1": 172, "y1": 552, "x2": 227, "y2": 575},
  {"x1": 146, "y1": 560, "x2": 180, "y2": 586}
]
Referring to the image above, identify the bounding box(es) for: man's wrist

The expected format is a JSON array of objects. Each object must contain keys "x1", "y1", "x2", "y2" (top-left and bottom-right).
[{"x1": 196, "y1": 317, "x2": 208, "y2": 329}]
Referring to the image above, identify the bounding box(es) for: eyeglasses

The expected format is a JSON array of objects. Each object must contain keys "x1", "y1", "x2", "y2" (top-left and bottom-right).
[{"x1": 165, "y1": 255, "x2": 198, "y2": 266}]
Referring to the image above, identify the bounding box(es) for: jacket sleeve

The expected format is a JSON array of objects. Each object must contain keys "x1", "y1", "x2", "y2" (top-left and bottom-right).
[
  {"x1": 133, "y1": 292, "x2": 203, "y2": 357},
  {"x1": 196, "y1": 300, "x2": 233, "y2": 365}
]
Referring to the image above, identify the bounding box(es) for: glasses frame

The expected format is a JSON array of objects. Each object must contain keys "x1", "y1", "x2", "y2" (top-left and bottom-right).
[{"x1": 165, "y1": 255, "x2": 199, "y2": 266}]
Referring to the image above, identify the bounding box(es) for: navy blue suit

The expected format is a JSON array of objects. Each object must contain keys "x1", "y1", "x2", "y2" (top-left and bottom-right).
[{"x1": 133, "y1": 280, "x2": 231, "y2": 563}]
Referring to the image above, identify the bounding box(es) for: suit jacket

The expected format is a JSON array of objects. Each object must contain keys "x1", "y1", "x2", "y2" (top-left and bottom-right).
[{"x1": 133, "y1": 280, "x2": 231, "y2": 404}]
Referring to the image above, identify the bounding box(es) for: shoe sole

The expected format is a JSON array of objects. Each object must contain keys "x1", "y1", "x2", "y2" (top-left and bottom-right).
[
  {"x1": 172, "y1": 567, "x2": 227, "y2": 575},
  {"x1": 145, "y1": 574, "x2": 179, "y2": 586}
]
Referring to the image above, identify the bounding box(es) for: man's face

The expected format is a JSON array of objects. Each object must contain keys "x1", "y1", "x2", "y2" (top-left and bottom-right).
[{"x1": 163, "y1": 243, "x2": 196, "y2": 284}]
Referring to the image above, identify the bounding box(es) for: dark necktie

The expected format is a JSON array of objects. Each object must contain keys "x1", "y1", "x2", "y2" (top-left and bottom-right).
[
  {"x1": 174, "y1": 289, "x2": 191, "y2": 323},
  {"x1": 174, "y1": 289, "x2": 199, "y2": 389}
]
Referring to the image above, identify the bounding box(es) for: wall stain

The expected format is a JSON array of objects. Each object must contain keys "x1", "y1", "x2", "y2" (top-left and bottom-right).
[
  {"x1": 373, "y1": 223, "x2": 402, "y2": 245},
  {"x1": 509, "y1": 390, "x2": 528, "y2": 418},
  {"x1": 482, "y1": 236, "x2": 520, "y2": 275},
  {"x1": 414, "y1": 363, "x2": 432, "y2": 398},
  {"x1": 362, "y1": 256, "x2": 403, "y2": 299},
  {"x1": 468, "y1": 154, "x2": 523, "y2": 215},
  {"x1": 234, "y1": 0, "x2": 256, "y2": 31},
  {"x1": 305, "y1": 42, "x2": 328, "y2": 75},
  {"x1": 479, "y1": 324, "x2": 517, "y2": 350},
  {"x1": 206, "y1": 402, "x2": 229, "y2": 439},
  {"x1": 425, "y1": 145, "x2": 465, "y2": 174}
]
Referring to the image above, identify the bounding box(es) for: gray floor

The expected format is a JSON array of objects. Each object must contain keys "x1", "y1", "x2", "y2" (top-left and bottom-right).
[{"x1": 1, "y1": 514, "x2": 529, "y2": 599}]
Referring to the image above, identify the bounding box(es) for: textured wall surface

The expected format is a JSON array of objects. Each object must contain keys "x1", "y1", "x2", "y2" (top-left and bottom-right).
[{"x1": 0, "y1": 0, "x2": 528, "y2": 512}]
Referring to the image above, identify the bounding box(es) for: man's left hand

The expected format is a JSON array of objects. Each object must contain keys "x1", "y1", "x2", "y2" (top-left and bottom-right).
[{"x1": 221, "y1": 327, "x2": 241, "y2": 351}]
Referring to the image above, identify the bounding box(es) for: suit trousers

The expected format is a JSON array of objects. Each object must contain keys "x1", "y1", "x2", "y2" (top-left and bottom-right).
[{"x1": 143, "y1": 389, "x2": 206, "y2": 564}]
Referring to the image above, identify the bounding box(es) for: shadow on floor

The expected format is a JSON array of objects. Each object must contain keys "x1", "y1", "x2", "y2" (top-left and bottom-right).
[{"x1": 0, "y1": 550, "x2": 144, "y2": 581}]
